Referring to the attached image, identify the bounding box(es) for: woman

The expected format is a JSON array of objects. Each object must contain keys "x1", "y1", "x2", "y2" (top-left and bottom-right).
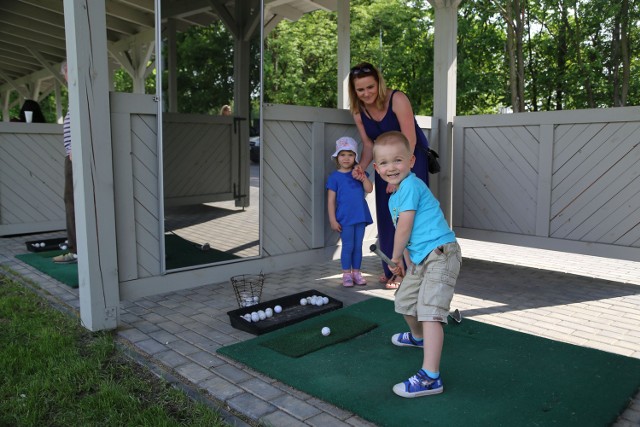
[{"x1": 348, "y1": 61, "x2": 430, "y2": 289}]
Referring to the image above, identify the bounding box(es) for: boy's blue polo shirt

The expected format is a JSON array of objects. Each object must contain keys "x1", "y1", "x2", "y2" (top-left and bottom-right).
[{"x1": 389, "y1": 172, "x2": 455, "y2": 264}]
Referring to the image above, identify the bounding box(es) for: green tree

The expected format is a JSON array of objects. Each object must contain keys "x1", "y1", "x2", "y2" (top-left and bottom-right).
[{"x1": 264, "y1": 11, "x2": 338, "y2": 107}]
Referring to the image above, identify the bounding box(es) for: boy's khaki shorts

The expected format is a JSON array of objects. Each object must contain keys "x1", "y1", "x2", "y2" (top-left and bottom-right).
[{"x1": 394, "y1": 241, "x2": 462, "y2": 323}]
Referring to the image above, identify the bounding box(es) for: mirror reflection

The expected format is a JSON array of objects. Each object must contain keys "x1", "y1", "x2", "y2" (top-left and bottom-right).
[{"x1": 159, "y1": 2, "x2": 261, "y2": 270}]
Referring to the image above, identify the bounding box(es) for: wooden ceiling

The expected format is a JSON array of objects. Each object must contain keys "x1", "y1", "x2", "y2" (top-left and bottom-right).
[{"x1": 0, "y1": 0, "x2": 336, "y2": 99}]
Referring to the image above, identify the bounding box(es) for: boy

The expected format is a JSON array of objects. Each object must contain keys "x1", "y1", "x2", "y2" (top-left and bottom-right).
[{"x1": 373, "y1": 131, "x2": 462, "y2": 398}]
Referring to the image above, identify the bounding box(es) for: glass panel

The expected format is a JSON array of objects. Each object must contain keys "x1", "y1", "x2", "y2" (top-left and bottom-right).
[{"x1": 158, "y1": 1, "x2": 261, "y2": 271}]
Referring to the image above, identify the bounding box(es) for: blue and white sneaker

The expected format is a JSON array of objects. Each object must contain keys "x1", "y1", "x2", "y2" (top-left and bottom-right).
[
  {"x1": 391, "y1": 332, "x2": 423, "y2": 348},
  {"x1": 393, "y1": 370, "x2": 443, "y2": 398}
]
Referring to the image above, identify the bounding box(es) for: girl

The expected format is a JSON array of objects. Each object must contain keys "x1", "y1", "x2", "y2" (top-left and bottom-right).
[{"x1": 326, "y1": 137, "x2": 373, "y2": 287}]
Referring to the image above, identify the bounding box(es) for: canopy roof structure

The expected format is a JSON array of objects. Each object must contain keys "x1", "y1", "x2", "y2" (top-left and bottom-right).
[{"x1": 0, "y1": 0, "x2": 337, "y2": 106}]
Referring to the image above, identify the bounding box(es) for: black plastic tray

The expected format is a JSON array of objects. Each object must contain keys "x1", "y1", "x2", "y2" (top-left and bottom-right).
[
  {"x1": 227, "y1": 289, "x2": 342, "y2": 335},
  {"x1": 25, "y1": 237, "x2": 67, "y2": 253}
]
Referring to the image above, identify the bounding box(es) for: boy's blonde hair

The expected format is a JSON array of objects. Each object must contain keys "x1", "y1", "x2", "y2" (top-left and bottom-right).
[{"x1": 373, "y1": 131, "x2": 411, "y2": 159}]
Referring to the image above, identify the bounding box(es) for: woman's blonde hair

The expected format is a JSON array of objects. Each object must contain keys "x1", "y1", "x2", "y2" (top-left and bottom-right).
[{"x1": 347, "y1": 62, "x2": 387, "y2": 115}]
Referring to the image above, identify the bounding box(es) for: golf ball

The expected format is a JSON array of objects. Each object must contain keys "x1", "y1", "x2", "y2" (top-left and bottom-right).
[
  {"x1": 322, "y1": 297, "x2": 329, "y2": 305},
  {"x1": 321, "y1": 327, "x2": 331, "y2": 336},
  {"x1": 274, "y1": 305, "x2": 282, "y2": 313},
  {"x1": 258, "y1": 310, "x2": 266, "y2": 320},
  {"x1": 265, "y1": 308, "x2": 273, "y2": 318},
  {"x1": 300, "y1": 298, "x2": 308, "y2": 306},
  {"x1": 251, "y1": 312, "x2": 260, "y2": 322}
]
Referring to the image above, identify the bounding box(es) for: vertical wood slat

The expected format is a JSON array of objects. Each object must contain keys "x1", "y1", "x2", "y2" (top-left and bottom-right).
[
  {"x1": 535, "y1": 125, "x2": 553, "y2": 236},
  {"x1": 311, "y1": 122, "x2": 325, "y2": 248}
]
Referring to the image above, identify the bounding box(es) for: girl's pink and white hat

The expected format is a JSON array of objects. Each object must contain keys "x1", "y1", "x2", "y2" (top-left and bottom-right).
[{"x1": 331, "y1": 136, "x2": 358, "y2": 162}]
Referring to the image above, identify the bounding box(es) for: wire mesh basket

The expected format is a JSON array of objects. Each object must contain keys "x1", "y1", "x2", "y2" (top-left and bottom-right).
[{"x1": 231, "y1": 274, "x2": 264, "y2": 308}]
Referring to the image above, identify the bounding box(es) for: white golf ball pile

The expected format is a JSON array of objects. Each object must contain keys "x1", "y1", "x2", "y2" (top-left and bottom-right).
[
  {"x1": 241, "y1": 305, "x2": 282, "y2": 323},
  {"x1": 239, "y1": 291, "x2": 261, "y2": 307},
  {"x1": 300, "y1": 295, "x2": 329, "y2": 306},
  {"x1": 31, "y1": 242, "x2": 47, "y2": 248}
]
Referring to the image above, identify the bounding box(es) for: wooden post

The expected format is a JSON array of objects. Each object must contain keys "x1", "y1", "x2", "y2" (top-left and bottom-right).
[
  {"x1": 167, "y1": 18, "x2": 178, "y2": 112},
  {"x1": 336, "y1": 0, "x2": 350, "y2": 110},
  {"x1": 63, "y1": 0, "x2": 120, "y2": 331},
  {"x1": 429, "y1": 0, "x2": 461, "y2": 225}
]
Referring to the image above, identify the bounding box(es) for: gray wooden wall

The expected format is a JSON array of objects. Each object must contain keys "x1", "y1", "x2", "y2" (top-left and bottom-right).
[
  {"x1": 453, "y1": 106, "x2": 640, "y2": 261},
  {"x1": 8, "y1": 94, "x2": 634, "y2": 300},
  {"x1": 0, "y1": 122, "x2": 65, "y2": 236},
  {"x1": 262, "y1": 104, "x2": 433, "y2": 257}
]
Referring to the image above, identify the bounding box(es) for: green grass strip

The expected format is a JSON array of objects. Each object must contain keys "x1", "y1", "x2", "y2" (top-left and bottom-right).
[{"x1": 0, "y1": 274, "x2": 228, "y2": 427}]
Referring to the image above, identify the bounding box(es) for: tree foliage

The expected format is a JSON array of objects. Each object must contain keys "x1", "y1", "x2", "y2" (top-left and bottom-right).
[
  {"x1": 9, "y1": 0, "x2": 638, "y2": 123},
  {"x1": 262, "y1": 0, "x2": 639, "y2": 113}
]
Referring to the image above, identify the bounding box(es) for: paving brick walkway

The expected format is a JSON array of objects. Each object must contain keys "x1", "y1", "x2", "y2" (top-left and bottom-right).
[{"x1": 1, "y1": 233, "x2": 639, "y2": 426}]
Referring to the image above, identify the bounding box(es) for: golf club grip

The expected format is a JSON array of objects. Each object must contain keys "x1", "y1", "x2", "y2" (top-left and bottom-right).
[{"x1": 369, "y1": 244, "x2": 397, "y2": 268}]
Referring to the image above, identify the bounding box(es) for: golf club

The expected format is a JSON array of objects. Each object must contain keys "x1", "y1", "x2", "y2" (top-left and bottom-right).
[{"x1": 369, "y1": 243, "x2": 397, "y2": 268}]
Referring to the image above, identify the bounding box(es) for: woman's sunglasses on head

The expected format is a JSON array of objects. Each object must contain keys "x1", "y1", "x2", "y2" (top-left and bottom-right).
[{"x1": 350, "y1": 65, "x2": 374, "y2": 77}]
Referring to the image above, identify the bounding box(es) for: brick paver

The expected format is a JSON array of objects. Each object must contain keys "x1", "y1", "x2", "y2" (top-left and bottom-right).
[{"x1": 1, "y1": 232, "x2": 639, "y2": 426}]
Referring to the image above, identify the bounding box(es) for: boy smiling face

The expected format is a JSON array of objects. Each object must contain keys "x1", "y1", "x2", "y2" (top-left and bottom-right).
[{"x1": 373, "y1": 131, "x2": 416, "y2": 186}]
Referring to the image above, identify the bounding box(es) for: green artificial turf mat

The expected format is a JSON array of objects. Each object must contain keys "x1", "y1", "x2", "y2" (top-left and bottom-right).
[
  {"x1": 164, "y1": 234, "x2": 239, "y2": 269},
  {"x1": 218, "y1": 297, "x2": 640, "y2": 427},
  {"x1": 260, "y1": 314, "x2": 377, "y2": 357},
  {"x1": 15, "y1": 250, "x2": 78, "y2": 288}
]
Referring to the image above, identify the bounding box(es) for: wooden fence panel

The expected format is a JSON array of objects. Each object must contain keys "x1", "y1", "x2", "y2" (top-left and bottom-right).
[
  {"x1": 0, "y1": 123, "x2": 65, "y2": 236},
  {"x1": 453, "y1": 107, "x2": 640, "y2": 260}
]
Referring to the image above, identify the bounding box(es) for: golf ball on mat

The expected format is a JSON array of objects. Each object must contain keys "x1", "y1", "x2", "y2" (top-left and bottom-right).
[
  {"x1": 322, "y1": 297, "x2": 329, "y2": 305},
  {"x1": 258, "y1": 310, "x2": 266, "y2": 320},
  {"x1": 274, "y1": 305, "x2": 282, "y2": 313},
  {"x1": 300, "y1": 298, "x2": 308, "y2": 306},
  {"x1": 265, "y1": 308, "x2": 273, "y2": 318},
  {"x1": 321, "y1": 327, "x2": 331, "y2": 336},
  {"x1": 251, "y1": 312, "x2": 260, "y2": 322}
]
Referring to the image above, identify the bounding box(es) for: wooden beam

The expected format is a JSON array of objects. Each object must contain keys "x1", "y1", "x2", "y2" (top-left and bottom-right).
[
  {"x1": 63, "y1": 0, "x2": 120, "y2": 332},
  {"x1": 0, "y1": 62, "x2": 68, "y2": 94},
  {"x1": 0, "y1": 33, "x2": 66, "y2": 56},
  {"x1": 209, "y1": 0, "x2": 238, "y2": 38},
  {"x1": 0, "y1": 70, "x2": 30, "y2": 98},
  {"x1": 105, "y1": 1, "x2": 154, "y2": 27},
  {"x1": 27, "y1": 48, "x2": 67, "y2": 88},
  {"x1": 117, "y1": 0, "x2": 154, "y2": 13},
  {"x1": 0, "y1": 3, "x2": 65, "y2": 28}
]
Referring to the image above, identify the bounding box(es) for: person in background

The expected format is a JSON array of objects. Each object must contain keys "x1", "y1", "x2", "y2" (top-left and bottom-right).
[
  {"x1": 18, "y1": 99, "x2": 46, "y2": 123},
  {"x1": 327, "y1": 137, "x2": 373, "y2": 287},
  {"x1": 220, "y1": 105, "x2": 232, "y2": 116},
  {"x1": 373, "y1": 131, "x2": 461, "y2": 398},
  {"x1": 348, "y1": 61, "x2": 430, "y2": 290},
  {"x1": 53, "y1": 61, "x2": 77, "y2": 264}
]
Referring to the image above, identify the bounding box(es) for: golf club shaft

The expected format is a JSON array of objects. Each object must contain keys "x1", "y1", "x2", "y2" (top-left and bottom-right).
[{"x1": 369, "y1": 244, "x2": 397, "y2": 268}]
